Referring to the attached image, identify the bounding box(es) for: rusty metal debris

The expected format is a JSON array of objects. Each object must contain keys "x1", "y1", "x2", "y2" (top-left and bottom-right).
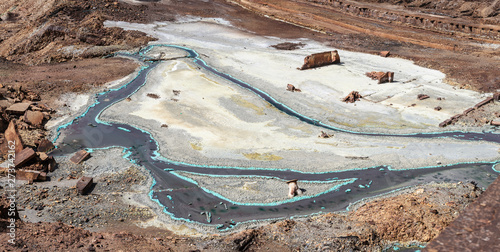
[
  {"x1": 343, "y1": 91, "x2": 362, "y2": 103},
  {"x1": 16, "y1": 170, "x2": 47, "y2": 184},
  {"x1": 474, "y1": 97, "x2": 493, "y2": 109},
  {"x1": 37, "y1": 139, "x2": 55, "y2": 153},
  {"x1": 76, "y1": 176, "x2": 94, "y2": 195},
  {"x1": 286, "y1": 84, "x2": 301, "y2": 92},
  {"x1": 494, "y1": 92, "x2": 500, "y2": 101},
  {"x1": 299, "y1": 51, "x2": 341, "y2": 70},
  {"x1": 418, "y1": 94, "x2": 430, "y2": 100},
  {"x1": 380, "y1": 51, "x2": 390, "y2": 57},
  {"x1": 146, "y1": 93, "x2": 160, "y2": 99},
  {"x1": 319, "y1": 131, "x2": 333, "y2": 138},
  {"x1": 366, "y1": 71, "x2": 394, "y2": 84},
  {"x1": 70, "y1": 150, "x2": 90, "y2": 164},
  {"x1": 440, "y1": 94, "x2": 496, "y2": 127},
  {"x1": 14, "y1": 147, "x2": 36, "y2": 168}
]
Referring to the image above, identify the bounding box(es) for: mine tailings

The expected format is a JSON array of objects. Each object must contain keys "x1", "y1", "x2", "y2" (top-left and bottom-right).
[{"x1": 51, "y1": 45, "x2": 500, "y2": 230}]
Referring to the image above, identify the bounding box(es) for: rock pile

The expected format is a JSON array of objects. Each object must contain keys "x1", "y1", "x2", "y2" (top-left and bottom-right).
[{"x1": 0, "y1": 86, "x2": 57, "y2": 183}]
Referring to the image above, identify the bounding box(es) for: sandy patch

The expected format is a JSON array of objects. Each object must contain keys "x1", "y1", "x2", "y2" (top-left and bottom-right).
[{"x1": 174, "y1": 171, "x2": 355, "y2": 204}]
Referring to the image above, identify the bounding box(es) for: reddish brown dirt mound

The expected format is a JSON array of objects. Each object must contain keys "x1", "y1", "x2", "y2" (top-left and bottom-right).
[{"x1": 0, "y1": 0, "x2": 156, "y2": 65}]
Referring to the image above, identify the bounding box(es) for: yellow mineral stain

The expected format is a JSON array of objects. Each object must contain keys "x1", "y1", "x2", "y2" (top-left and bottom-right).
[
  {"x1": 230, "y1": 95, "x2": 265, "y2": 115},
  {"x1": 190, "y1": 142, "x2": 203, "y2": 151},
  {"x1": 315, "y1": 141, "x2": 339, "y2": 147},
  {"x1": 243, "y1": 152, "x2": 283, "y2": 161},
  {"x1": 290, "y1": 125, "x2": 314, "y2": 134}
]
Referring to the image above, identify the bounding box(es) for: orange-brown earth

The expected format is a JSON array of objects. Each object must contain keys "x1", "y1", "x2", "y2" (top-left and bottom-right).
[{"x1": 1, "y1": 0, "x2": 499, "y2": 251}]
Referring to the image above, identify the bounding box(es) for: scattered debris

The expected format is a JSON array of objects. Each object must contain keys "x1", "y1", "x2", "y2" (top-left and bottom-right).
[
  {"x1": 463, "y1": 108, "x2": 475, "y2": 115},
  {"x1": 6, "y1": 103, "x2": 32, "y2": 115},
  {"x1": 474, "y1": 97, "x2": 493, "y2": 109},
  {"x1": 3, "y1": 86, "x2": 40, "y2": 102},
  {"x1": 16, "y1": 169, "x2": 47, "y2": 184},
  {"x1": 146, "y1": 93, "x2": 160, "y2": 99},
  {"x1": 440, "y1": 94, "x2": 497, "y2": 127},
  {"x1": 417, "y1": 94, "x2": 430, "y2": 100},
  {"x1": 14, "y1": 147, "x2": 36, "y2": 168},
  {"x1": 299, "y1": 51, "x2": 340, "y2": 70},
  {"x1": 434, "y1": 106, "x2": 442, "y2": 111},
  {"x1": 37, "y1": 139, "x2": 55, "y2": 152},
  {"x1": 76, "y1": 176, "x2": 94, "y2": 195},
  {"x1": 380, "y1": 51, "x2": 390, "y2": 57},
  {"x1": 318, "y1": 131, "x2": 333, "y2": 138},
  {"x1": 286, "y1": 179, "x2": 302, "y2": 198},
  {"x1": 366, "y1": 71, "x2": 394, "y2": 84},
  {"x1": 343, "y1": 91, "x2": 362, "y2": 103},
  {"x1": 47, "y1": 156, "x2": 57, "y2": 172},
  {"x1": 494, "y1": 93, "x2": 500, "y2": 101},
  {"x1": 286, "y1": 84, "x2": 301, "y2": 92},
  {"x1": 70, "y1": 150, "x2": 90, "y2": 164},
  {"x1": 271, "y1": 42, "x2": 305, "y2": 50}
]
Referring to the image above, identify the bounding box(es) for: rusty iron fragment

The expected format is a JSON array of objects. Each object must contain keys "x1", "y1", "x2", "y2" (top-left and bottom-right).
[
  {"x1": 494, "y1": 93, "x2": 500, "y2": 101},
  {"x1": 37, "y1": 139, "x2": 55, "y2": 153},
  {"x1": 343, "y1": 91, "x2": 362, "y2": 103},
  {"x1": 319, "y1": 131, "x2": 333, "y2": 138},
  {"x1": 47, "y1": 156, "x2": 57, "y2": 172},
  {"x1": 380, "y1": 51, "x2": 391, "y2": 57},
  {"x1": 70, "y1": 150, "x2": 90, "y2": 164},
  {"x1": 286, "y1": 84, "x2": 301, "y2": 92},
  {"x1": 16, "y1": 170, "x2": 47, "y2": 184},
  {"x1": 14, "y1": 147, "x2": 36, "y2": 168},
  {"x1": 366, "y1": 71, "x2": 394, "y2": 84},
  {"x1": 491, "y1": 120, "x2": 500, "y2": 126},
  {"x1": 418, "y1": 94, "x2": 430, "y2": 100},
  {"x1": 474, "y1": 97, "x2": 493, "y2": 109},
  {"x1": 299, "y1": 50, "x2": 340, "y2": 70},
  {"x1": 76, "y1": 176, "x2": 94, "y2": 195}
]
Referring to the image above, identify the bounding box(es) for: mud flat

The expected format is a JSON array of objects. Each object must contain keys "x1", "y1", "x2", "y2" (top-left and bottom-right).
[
  {"x1": 100, "y1": 19, "x2": 500, "y2": 174},
  {"x1": 105, "y1": 18, "x2": 492, "y2": 133}
]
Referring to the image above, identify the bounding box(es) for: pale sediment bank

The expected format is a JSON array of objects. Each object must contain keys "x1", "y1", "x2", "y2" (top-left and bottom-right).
[
  {"x1": 100, "y1": 52, "x2": 500, "y2": 173},
  {"x1": 174, "y1": 171, "x2": 356, "y2": 204}
]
